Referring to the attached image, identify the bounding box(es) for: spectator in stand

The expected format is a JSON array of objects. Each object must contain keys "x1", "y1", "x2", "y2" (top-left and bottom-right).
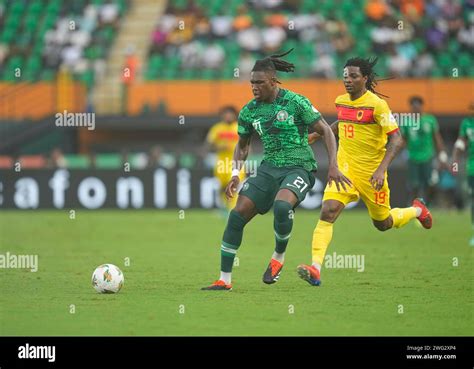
[
  {"x1": 202, "y1": 42, "x2": 225, "y2": 69},
  {"x1": 237, "y1": 51, "x2": 256, "y2": 80},
  {"x1": 412, "y1": 49, "x2": 435, "y2": 77},
  {"x1": 310, "y1": 50, "x2": 336, "y2": 78},
  {"x1": 194, "y1": 13, "x2": 211, "y2": 40},
  {"x1": 180, "y1": 41, "x2": 202, "y2": 69},
  {"x1": 61, "y1": 42, "x2": 82, "y2": 70},
  {"x1": 328, "y1": 19, "x2": 354, "y2": 54},
  {"x1": 265, "y1": 12, "x2": 287, "y2": 28},
  {"x1": 80, "y1": 4, "x2": 98, "y2": 33},
  {"x1": 261, "y1": 25, "x2": 286, "y2": 53},
  {"x1": 371, "y1": 17, "x2": 397, "y2": 53},
  {"x1": 99, "y1": 0, "x2": 119, "y2": 29},
  {"x1": 425, "y1": 19, "x2": 447, "y2": 51},
  {"x1": 291, "y1": 12, "x2": 321, "y2": 39},
  {"x1": 365, "y1": 0, "x2": 391, "y2": 22},
  {"x1": 442, "y1": 0, "x2": 463, "y2": 35},
  {"x1": 0, "y1": 2, "x2": 4, "y2": 29},
  {"x1": 233, "y1": 5, "x2": 253, "y2": 31},
  {"x1": 250, "y1": 0, "x2": 284, "y2": 10},
  {"x1": 399, "y1": 0, "x2": 424, "y2": 24},
  {"x1": 121, "y1": 45, "x2": 139, "y2": 114},
  {"x1": 387, "y1": 44, "x2": 411, "y2": 77},
  {"x1": 237, "y1": 26, "x2": 262, "y2": 52},
  {"x1": 167, "y1": 9, "x2": 195, "y2": 46},
  {"x1": 0, "y1": 43, "x2": 8, "y2": 66},
  {"x1": 150, "y1": 25, "x2": 168, "y2": 54},
  {"x1": 211, "y1": 13, "x2": 233, "y2": 38},
  {"x1": 457, "y1": 10, "x2": 474, "y2": 50}
]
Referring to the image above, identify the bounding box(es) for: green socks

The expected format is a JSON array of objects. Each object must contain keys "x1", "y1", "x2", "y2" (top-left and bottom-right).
[
  {"x1": 220, "y1": 210, "x2": 247, "y2": 273},
  {"x1": 273, "y1": 200, "x2": 293, "y2": 254},
  {"x1": 219, "y1": 201, "x2": 293, "y2": 273}
]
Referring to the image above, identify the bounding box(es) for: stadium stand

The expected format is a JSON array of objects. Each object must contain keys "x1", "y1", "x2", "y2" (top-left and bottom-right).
[
  {"x1": 0, "y1": 0, "x2": 129, "y2": 88},
  {"x1": 144, "y1": 0, "x2": 473, "y2": 80},
  {"x1": 0, "y1": 0, "x2": 471, "y2": 180}
]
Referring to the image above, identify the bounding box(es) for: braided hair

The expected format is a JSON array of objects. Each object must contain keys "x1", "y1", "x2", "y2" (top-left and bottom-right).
[
  {"x1": 252, "y1": 49, "x2": 295, "y2": 83},
  {"x1": 344, "y1": 57, "x2": 388, "y2": 98}
]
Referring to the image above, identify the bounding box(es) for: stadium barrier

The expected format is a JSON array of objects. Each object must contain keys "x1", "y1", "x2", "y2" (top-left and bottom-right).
[
  {"x1": 127, "y1": 79, "x2": 473, "y2": 116},
  {"x1": 0, "y1": 168, "x2": 408, "y2": 209},
  {"x1": 0, "y1": 79, "x2": 471, "y2": 120}
]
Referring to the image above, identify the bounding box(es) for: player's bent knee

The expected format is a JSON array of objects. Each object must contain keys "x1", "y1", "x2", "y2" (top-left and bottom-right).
[
  {"x1": 273, "y1": 200, "x2": 293, "y2": 221},
  {"x1": 320, "y1": 201, "x2": 344, "y2": 223},
  {"x1": 234, "y1": 195, "x2": 257, "y2": 220},
  {"x1": 227, "y1": 209, "x2": 248, "y2": 231},
  {"x1": 372, "y1": 220, "x2": 391, "y2": 232}
]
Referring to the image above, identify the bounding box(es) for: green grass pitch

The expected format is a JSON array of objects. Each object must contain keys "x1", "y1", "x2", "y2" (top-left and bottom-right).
[{"x1": 0, "y1": 209, "x2": 472, "y2": 336}]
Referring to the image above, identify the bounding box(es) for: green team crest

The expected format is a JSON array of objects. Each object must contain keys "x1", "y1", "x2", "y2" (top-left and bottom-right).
[
  {"x1": 276, "y1": 110, "x2": 294, "y2": 125},
  {"x1": 276, "y1": 110, "x2": 288, "y2": 121}
]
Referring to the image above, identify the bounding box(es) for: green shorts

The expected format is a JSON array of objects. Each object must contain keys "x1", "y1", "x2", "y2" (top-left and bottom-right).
[
  {"x1": 239, "y1": 161, "x2": 316, "y2": 214},
  {"x1": 407, "y1": 160, "x2": 433, "y2": 190}
]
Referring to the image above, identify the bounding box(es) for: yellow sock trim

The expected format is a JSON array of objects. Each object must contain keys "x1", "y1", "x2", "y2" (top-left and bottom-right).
[
  {"x1": 311, "y1": 220, "x2": 334, "y2": 265},
  {"x1": 390, "y1": 207, "x2": 417, "y2": 229}
]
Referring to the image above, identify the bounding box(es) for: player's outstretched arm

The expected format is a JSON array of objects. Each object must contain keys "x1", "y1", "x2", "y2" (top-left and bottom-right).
[
  {"x1": 370, "y1": 129, "x2": 404, "y2": 191},
  {"x1": 312, "y1": 117, "x2": 352, "y2": 192},
  {"x1": 225, "y1": 136, "x2": 251, "y2": 199}
]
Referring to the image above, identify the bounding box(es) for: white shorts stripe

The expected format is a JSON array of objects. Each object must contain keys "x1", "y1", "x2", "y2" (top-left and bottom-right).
[{"x1": 221, "y1": 245, "x2": 237, "y2": 254}]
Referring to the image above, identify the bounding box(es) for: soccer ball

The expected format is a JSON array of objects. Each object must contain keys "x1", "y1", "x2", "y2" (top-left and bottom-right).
[{"x1": 91, "y1": 264, "x2": 124, "y2": 294}]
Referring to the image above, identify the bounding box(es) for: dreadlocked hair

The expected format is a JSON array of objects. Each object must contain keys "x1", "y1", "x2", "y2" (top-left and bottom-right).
[
  {"x1": 252, "y1": 48, "x2": 295, "y2": 78},
  {"x1": 344, "y1": 56, "x2": 390, "y2": 98}
]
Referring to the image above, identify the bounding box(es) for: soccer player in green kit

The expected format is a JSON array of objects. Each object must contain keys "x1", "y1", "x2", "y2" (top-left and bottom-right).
[
  {"x1": 400, "y1": 96, "x2": 448, "y2": 204},
  {"x1": 202, "y1": 49, "x2": 351, "y2": 291},
  {"x1": 452, "y1": 109, "x2": 474, "y2": 246}
]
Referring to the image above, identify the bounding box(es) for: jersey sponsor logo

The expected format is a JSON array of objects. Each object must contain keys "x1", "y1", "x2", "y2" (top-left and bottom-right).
[
  {"x1": 356, "y1": 110, "x2": 364, "y2": 120},
  {"x1": 252, "y1": 120, "x2": 263, "y2": 136}
]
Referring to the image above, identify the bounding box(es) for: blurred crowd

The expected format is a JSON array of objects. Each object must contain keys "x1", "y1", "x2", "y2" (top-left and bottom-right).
[
  {"x1": 42, "y1": 1, "x2": 119, "y2": 77},
  {"x1": 0, "y1": 0, "x2": 126, "y2": 86},
  {"x1": 148, "y1": 0, "x2": 473, "y2": 79}
]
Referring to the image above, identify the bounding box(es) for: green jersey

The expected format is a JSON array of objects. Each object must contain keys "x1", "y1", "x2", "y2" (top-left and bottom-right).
[
  {"x1": 459, "y1": 117, "x2": 474, "y2": 176},
  {"x1": 401, "y1": 113, "x2": 438, "y2": 163},
  {"x1": 238, "y1": 89, "x2": 321, "y2": 172}
]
